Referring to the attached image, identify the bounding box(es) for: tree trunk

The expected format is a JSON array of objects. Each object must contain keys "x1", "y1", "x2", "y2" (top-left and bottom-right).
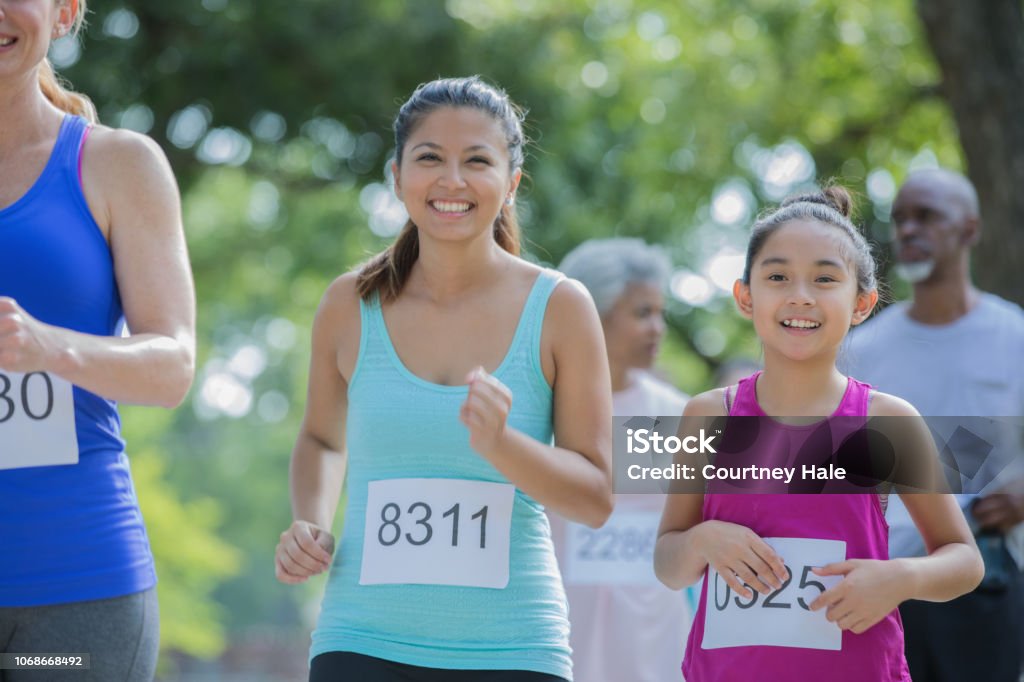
[{"x1": 916, "y1": 0, "x2": 1024, "y2": 305}]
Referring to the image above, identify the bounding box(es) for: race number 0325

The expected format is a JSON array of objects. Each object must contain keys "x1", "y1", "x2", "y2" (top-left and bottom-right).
[{"x1": 701, "y1": 537, "x2": 846, "y2": 651}]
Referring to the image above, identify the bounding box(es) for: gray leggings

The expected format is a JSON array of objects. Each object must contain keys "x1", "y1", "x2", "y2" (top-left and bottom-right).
[{"x1": 0, "y1": 588, "x2": 159, "y2": 682}]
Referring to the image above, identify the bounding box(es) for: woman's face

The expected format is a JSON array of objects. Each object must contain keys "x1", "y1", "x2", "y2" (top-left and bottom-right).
[
  {"x1": 603, "y1": 282, "x2": 667, "y2": 370},
  {"x1": 392, "y1": 106, "x2": 520, "y2": 248},
  {"x1": 0, "y1": 0, "x2": 73, "y2": 82}
]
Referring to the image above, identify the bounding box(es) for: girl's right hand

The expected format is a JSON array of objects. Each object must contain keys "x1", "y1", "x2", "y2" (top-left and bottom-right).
[
  {"x1": 697, "y1": 520, "x2": 789, "y2": 598},
  {"x1": 275, "y1": 520, "x2": 335, "y2": 584}
]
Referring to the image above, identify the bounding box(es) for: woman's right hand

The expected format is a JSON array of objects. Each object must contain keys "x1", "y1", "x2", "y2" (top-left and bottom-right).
[
  {"x1": 696, "y1": 520, "x2": 789, "y2": 599},
  {"x1": 275, "y1": 520, "x2": 335, "y2": 584}
]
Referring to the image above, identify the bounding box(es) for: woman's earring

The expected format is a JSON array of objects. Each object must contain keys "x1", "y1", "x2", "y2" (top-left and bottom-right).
[{"x1": 505, "y1": 196, "x2": 514, "y2": 206}]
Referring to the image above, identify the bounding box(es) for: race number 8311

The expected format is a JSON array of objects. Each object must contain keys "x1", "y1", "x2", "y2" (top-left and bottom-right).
[
  {"x1": 0, "y1": 371, "x2": 78, "y2": 470},
  {"x1": 359, "y1": 478, "x2": 515, "y2": 589}
]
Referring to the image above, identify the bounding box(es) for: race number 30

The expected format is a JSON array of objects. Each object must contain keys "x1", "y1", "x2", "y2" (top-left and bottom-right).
[
  {"x1": 359, "y1": 478, "x2": 515, "y2": 589},
  {"x1": 702, "y1": 537, "x2": 846, "y2": 651},
  {"x1": 0, "y1": 372, "x2": 78, "y2": 470}
]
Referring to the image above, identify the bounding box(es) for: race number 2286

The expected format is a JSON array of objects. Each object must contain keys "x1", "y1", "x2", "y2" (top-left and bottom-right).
[
  {"x1": 359, "y1": 478, "x2": 515, "y2": 589},
  {"x1": 0, "y1": 372, "x2": 78, "y2": 470},
  {"x1": 701, "y1": 537, "x2": 847, "y2": 651}
]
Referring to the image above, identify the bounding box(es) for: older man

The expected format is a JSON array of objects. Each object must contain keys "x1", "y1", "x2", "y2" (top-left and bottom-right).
[{"x1": 845, "y1": 168, "x2": 1024, "y2": 681}]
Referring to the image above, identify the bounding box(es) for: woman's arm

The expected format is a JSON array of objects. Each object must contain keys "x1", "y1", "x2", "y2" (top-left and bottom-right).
[
  {"x1": 0, "y1": 128, "x2": 194, "y2": 408},
  {"x1": 275, "y1": 275, "x2": 355, "y2": 584},
  {"x1": 459, "y1": 279, "x2": 612, "y2": 528}
]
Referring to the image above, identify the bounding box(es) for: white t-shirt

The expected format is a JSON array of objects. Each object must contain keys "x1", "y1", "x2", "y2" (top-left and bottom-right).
[
  {"x1": 549, "y1": 370, "x2": 693, "y2": 682},
  {"x1": 842, "y1": 294, "x2": 1024, "y2": 568}
]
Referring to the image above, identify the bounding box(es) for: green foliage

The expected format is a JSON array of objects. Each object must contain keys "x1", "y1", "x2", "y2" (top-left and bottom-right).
[{"x1": 122, "y1": 407, "x2": 241, "y2": 657}]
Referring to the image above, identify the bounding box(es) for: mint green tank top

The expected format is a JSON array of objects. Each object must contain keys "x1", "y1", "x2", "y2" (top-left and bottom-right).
[{"x1": 310, "y1": 268, "x2": 572, "y2": 680}]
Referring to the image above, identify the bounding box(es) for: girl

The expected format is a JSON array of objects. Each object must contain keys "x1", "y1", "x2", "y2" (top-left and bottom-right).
[
  {"x1": 274, "y1": 77, "x2": 613, "y2": 682},
  {"x1": 654, "y1": 187, "x2": 983, "y2": 681},
  {"x1": 0, "y1": 0, "x2": 196, "y2": 679}
]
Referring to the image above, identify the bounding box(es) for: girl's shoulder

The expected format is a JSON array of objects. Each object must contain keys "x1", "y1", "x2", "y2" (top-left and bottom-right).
[
  {"x1": 683, "y1": 387, "x2": 729, "y2": 417},
  {"x1": 867, "y1": 389, "x2": 921, "y2": 418}
]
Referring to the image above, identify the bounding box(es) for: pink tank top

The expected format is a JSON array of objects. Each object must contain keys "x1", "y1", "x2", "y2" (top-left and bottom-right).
[{"x1": 682, "y1": 372, "x2": 911, "y2": 681}]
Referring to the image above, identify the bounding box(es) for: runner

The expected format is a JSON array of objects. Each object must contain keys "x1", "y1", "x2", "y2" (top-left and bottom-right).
[
  {"x1": 274, "y1": 76, "x2": 613, "y2": 682},
  {"x1": 655, "y1": 186, "x2": 983, "y2": 681},
  {"x1": 0, "y1": 1, "x2": 196, "y2": 679},
  {"x1": 550, "y1": 238, "x2": 693, "y2": 681}
]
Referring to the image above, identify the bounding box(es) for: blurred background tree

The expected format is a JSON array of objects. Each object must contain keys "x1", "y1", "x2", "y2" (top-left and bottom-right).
[{"x1": 51, "y1": 0, "x2": 1021, "y2": 678}]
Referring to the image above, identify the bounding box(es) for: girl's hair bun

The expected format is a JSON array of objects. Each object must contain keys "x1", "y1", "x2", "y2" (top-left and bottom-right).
[{"x1": 780, "y1": 185, "x2": 853, "y2": 219}]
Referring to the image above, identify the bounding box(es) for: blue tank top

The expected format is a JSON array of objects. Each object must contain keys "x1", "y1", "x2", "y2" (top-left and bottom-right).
[
  {"x1": 0, "y1": 115, "x2": 156, "y2": 606},
  {"x1": 311, "y1": 269, "x2": 572, "y2": 680}
]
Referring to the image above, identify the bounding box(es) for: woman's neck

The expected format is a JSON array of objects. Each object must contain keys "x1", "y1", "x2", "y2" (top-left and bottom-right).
[
  {"x1": 0, "y1": 75, "x2": 63, "y2": 154},
  {"x1": 756, "y1": 351, "x2": 849, "y2": 416},
  {"x1": 609, "y1": 363, "x2": 632, "y2": 393},
  {"x1": 409, "y1": 236, "x2": 512, "y2": 304}
]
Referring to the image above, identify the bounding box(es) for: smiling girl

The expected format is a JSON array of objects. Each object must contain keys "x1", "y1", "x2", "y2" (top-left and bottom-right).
[
  {"x1": 654, "y1": 186, "x2": 983, "y2": 681},
  {"x1": 274, "y1": 77, "x2": 613, "y2": 682}
]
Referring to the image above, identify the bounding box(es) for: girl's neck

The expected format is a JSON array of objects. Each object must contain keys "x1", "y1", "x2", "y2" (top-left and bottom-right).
[
  {"x1": 756, "y1": 352, "x2": 849, "y2": 416},
  {"x1": 0, "y1": 74, "x2": 63, "y2": 154}
]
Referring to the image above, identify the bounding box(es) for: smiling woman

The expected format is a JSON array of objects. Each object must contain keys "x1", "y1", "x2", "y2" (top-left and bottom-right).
[
  {"x1": 0, "y1": 0, "x2": 196, "y2": 679},
  {"x1": 275, "y1": 77, "x2": 613, "y2": 682}
]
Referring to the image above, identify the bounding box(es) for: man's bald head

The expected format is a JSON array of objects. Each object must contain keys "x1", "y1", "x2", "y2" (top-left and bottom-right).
[{"x1": 901, "y1": 168, "x2": 979, "y2": 222}]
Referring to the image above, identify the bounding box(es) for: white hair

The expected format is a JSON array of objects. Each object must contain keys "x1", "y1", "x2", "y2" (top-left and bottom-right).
[{"x1": 558, "y1": 238, "x2": 672, "y2": 315}]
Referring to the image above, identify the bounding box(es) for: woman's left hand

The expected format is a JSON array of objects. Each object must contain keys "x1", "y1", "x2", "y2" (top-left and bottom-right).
[
  {"x1": 0, "y1": 297, "x2": 59, "y2": 374},
  {"x1": 808, "y1": 559, "x2": 910, "y2": 634},
  {"x1": 460, "y1": 366, "x2": 513, "y2": 458}
]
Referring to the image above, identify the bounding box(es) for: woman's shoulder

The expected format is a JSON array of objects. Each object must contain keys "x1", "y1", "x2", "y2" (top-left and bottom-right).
[
  {"x1": 320, "y1": 271, "x2": 363, "y2": 320},
  {"x1": 83, "y1": 125, "x2": 172, "y2": 174},
  {"x1": 80, "y1": 126, "x2": 178, "y2": 224}
]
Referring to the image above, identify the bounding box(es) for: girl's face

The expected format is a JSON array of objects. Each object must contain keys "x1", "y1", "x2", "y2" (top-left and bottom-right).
[
  {"x1": 0, "y1": 0, "x2": 74, "y2": 81},
  {"x1": 603, "y1": 282, "x2": 667, "y2": 371},
  {"x1": 733, "y1": 220, "x2": 876, "y2": 363},
  {"x1": 392, "y1": 106, "x2": 520, "y2": 249}
]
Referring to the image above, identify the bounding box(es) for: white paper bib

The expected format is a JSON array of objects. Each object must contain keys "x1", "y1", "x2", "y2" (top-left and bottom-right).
[
  {"x1": 0, "y1": 371, "x2": 78, "y2": 470},
  {"x1": 564, "y1": 509, "x2": 661, "y2": 586},
  {"x1": 360, "y1": 478, "x2": 515, "y2": 589},
  {"x1": 702, "y1": 537, "x2": 846, "y2": 651}
]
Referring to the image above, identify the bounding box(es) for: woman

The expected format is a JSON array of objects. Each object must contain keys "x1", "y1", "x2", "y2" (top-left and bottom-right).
[
  {"x1": 550, "y1": 238, "x2": 694, "y2": 682},
  {"x1": 0, "y1": 1, "x2": 196, "y2": 680},
  {"x1": 274, "y1": 77, "x2": 613, "y2": 681}
]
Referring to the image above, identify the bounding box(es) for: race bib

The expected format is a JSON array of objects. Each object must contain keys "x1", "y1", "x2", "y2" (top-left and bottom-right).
[
  {"x1": 564, "y1": 510, "x2": 661, "y2": 586},
  {"x1": 0, "y1": 371, "x2": 78, "y2": 470},
  {"x1": 702, "y1": 537, "x2": 846, "y2": 651},
  {"x1": 360, "y1": 478, "x2": 515, "y2": 589}
]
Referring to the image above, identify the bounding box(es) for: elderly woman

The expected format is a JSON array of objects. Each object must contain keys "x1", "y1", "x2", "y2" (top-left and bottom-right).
[{"x1": 549, "y1": 238, "x2": 693, "y2": 682}]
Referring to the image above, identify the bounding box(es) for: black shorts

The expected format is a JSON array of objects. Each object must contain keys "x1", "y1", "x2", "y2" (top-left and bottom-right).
[{"x1": 310, "y1": 652, "x2": 569, "y2": 682}]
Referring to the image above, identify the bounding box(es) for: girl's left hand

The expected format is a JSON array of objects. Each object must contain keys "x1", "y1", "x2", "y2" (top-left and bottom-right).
[
  {"x1": 808, "y1": 559, "x2": 910, "y2": 634},
  {"x1": 460, "y1": 366, "x2": 513, "y2": 458}
]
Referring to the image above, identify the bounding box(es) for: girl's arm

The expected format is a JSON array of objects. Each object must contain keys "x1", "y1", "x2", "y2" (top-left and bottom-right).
[
  {"x1": 275, "y1": 276, "x2": 355, "y2": 584},
  {"x1": 810, "y1": 393, "x2": 984, "y2": 632},
  {"x1": 654, "y1": 390, "x2": 788, "y2": 594},
  {"x1": 460, "y1": 279, "x2": 612, "y2": 528},
  {"x1": 0, "y1": 128, "x2": 194, "y2": 408}
]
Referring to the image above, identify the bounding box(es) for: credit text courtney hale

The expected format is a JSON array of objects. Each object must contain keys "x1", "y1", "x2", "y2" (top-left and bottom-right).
[{"x1": 624, "y1": 427, "x2": 847, "y2": 483}]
